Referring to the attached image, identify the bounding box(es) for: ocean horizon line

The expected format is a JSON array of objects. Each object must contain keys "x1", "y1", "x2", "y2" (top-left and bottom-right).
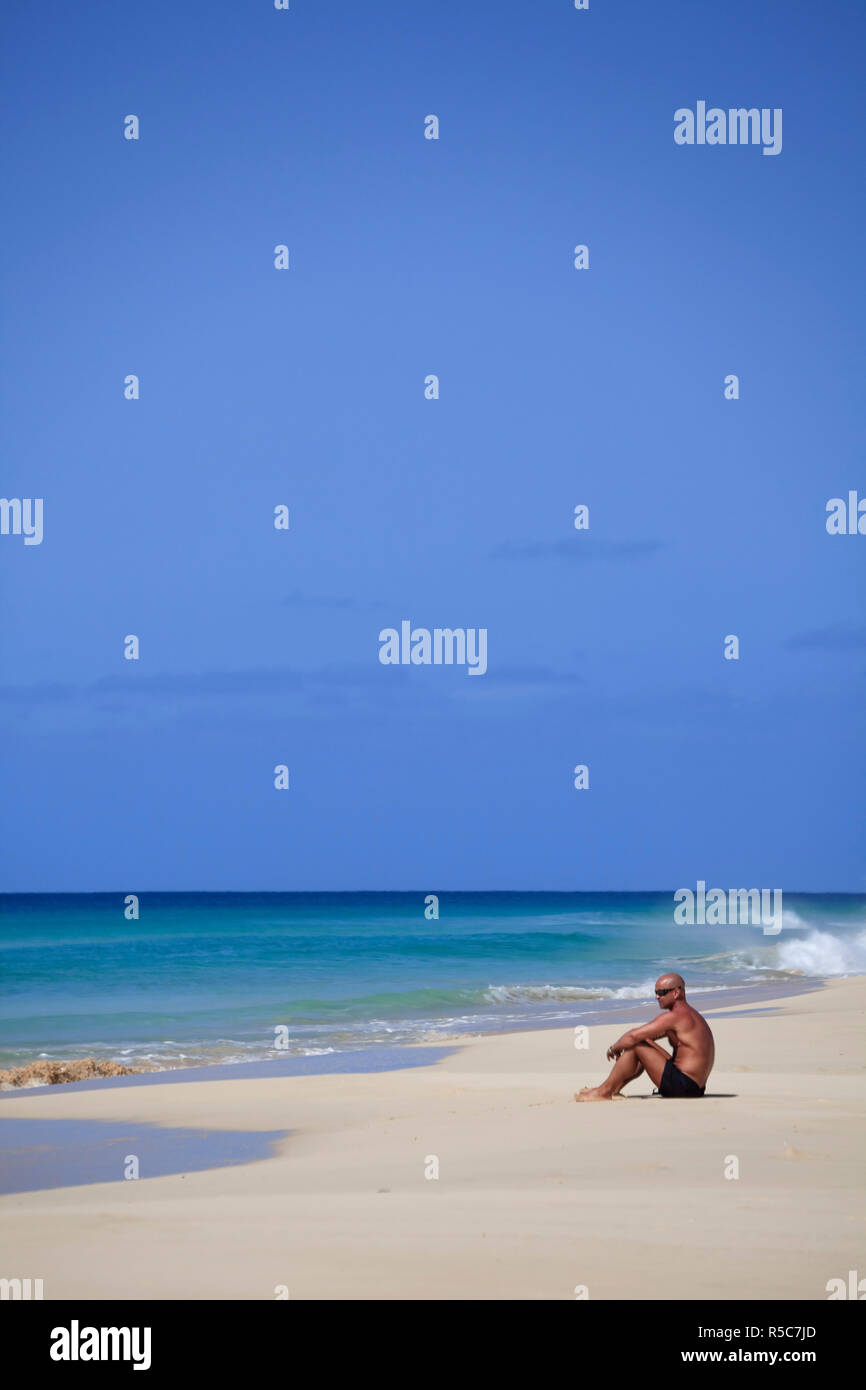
[{"x1": 3, "y1": 888, "x2": 865, "y2": 898}]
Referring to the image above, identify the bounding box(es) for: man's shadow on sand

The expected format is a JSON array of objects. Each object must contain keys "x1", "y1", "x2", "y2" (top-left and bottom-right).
[{"x1": 626, "y1": 1092, "x2": 739, "y2": 1099}]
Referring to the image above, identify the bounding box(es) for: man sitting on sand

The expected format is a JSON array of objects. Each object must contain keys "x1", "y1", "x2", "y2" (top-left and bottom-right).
[{"x1": 575, "y1": 973, "x2": 714, "y2": 1101}]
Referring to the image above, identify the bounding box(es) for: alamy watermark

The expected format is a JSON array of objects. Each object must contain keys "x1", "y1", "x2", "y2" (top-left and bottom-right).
[
  {"x1": 378, "y1": 621, "x2": 487, "y2": 676},
  {"x1": 826, "y1": 1270, "x2": 865, "y2": 1299},
  {"x1": 50, "y1": 1322, "x2": 151, "y2": 1370},
  {"x1": 1, "y1": 1277, "x2": 44, "y2": 1300},
  {"x1": 826, "y1": 491, "x2": 865, "y2": 535},
  {"x1": 0, "y1": 497, "x2": 43, "y2": 545},
  {"x1": 674, "y1": 881, "x2": 783, "y2": 935},
  {"x1": 674, "y1": 103, "x2": 782, "y2": 156}
]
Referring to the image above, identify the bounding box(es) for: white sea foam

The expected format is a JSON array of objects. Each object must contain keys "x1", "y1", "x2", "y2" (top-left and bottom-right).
[
  {"x1": 717, "y1": 929, "x2": 866, "y2": 979},
  {"x1": 484, "y1": 979, "x2": 661, "y2": 1004},
  {"x1": 780, "y1": 908, "x2": 810, "y2": 931},
  {"x1": 776, "y1": 929, "x2": 866, "y2": 977}
]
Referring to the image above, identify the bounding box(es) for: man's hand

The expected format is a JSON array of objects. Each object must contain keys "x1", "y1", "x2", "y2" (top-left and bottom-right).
[{"x1": 606, "y1": 1033, "x2": 634, "y2": 1061}]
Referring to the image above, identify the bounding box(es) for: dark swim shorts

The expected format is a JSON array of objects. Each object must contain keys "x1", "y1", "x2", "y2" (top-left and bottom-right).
[{"x1": 659, "y1": 1058, "x2": 705, "y2": 1098}]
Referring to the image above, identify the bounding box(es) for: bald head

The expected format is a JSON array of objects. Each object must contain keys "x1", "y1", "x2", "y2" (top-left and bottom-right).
[{"x1": 655, "y1": 973, "x2": 685, "y2": 1008}]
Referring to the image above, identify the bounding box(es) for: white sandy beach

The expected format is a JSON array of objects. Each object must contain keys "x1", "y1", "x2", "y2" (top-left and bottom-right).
[{"x1": 1, "y1": 978, "x2": 863, "y2": 1300}]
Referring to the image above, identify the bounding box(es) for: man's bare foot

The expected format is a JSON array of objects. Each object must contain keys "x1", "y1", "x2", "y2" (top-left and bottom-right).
[{"x1": 574, "y1": 1086, "x2": 613, "y2": 1102}]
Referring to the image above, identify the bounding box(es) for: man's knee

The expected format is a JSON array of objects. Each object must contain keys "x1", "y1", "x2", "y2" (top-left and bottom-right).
[{"x1": 634, "y1": 1042, "x2": 667, "y2": 1084}]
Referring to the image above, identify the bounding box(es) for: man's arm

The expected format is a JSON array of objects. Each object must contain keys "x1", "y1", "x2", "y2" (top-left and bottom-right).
[{"x1": 606, "y1": 1013, "x2": 672, "y2": 1059}]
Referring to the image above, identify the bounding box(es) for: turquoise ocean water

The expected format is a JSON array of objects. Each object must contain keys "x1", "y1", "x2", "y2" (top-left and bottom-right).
[{"x1": 1, "y1": 892, "x2": 864, "y2": 1076}]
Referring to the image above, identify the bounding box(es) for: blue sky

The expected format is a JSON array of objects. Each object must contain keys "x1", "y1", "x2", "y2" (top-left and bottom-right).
[{"x1": 1, "y1": 0, "x2": 864, "y2": 891}]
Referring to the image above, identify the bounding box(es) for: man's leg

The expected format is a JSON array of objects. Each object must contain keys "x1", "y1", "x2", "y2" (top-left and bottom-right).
[
  {"x1": 575, "y1": 1048, "x2": 642, "y2": 1101},
  {"x1": 575, "y1": 1040, "x2": 669, "y2": 1102},
  {"x1": 632, "y1": 1040, "x2": 669, "y2": 1089}
]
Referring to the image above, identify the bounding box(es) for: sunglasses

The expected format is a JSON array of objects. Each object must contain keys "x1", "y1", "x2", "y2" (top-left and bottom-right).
[{"x1": 655, "y1": 988, "x2": 675, "y2": 996}]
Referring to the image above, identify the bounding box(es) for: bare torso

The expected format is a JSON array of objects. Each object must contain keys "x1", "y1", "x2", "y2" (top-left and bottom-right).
[{"x1": 661, "y1": 1001, "x2": 715, "y2": 1087}]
